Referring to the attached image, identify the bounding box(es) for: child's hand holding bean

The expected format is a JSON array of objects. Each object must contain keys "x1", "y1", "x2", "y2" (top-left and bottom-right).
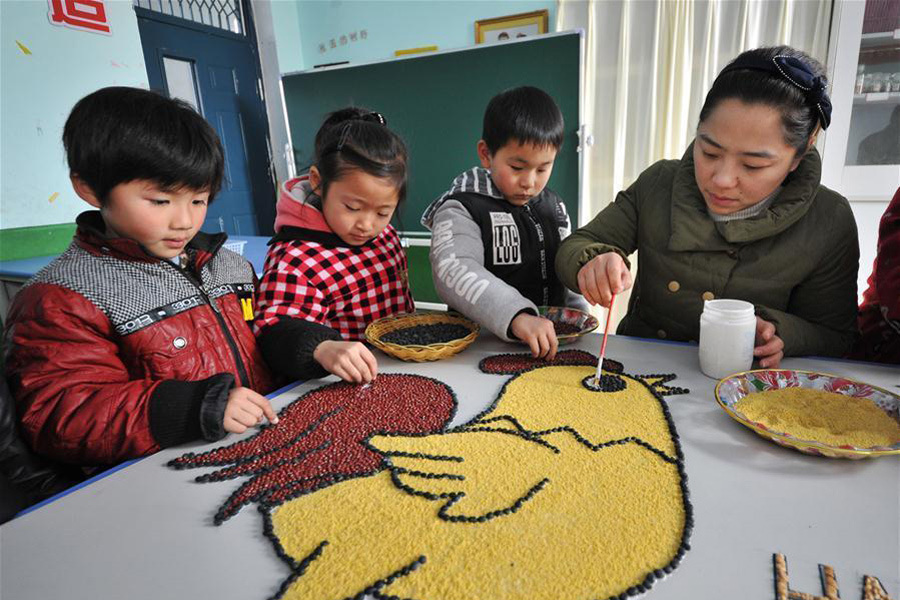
[
  {"x1": 314, "y1": 340, "x2": 378, "y2": 384},
  {"x1": 510, "y1": 313, "x2": 558, "y2": 360},
  {"x1": 224, "y1": 387, "x2": 279, "y2": 434}
]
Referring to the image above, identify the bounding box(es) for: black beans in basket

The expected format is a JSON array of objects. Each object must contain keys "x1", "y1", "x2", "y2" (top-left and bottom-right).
[
  {"x1": 553, "y1": 321, "x2": 581, "y2": 336},
  {"x1": 381, "y1": 323, "x2": 472, "y2": 346}
]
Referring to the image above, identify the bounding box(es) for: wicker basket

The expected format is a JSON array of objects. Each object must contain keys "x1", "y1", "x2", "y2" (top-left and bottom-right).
[{"x1": 365, "y1": 313, "x2": 479, "y2": 362}]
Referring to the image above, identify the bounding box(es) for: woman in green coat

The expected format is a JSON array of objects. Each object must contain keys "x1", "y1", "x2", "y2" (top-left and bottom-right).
[{"x1": 556, "y1": 46, "x2": 858, "y2": 368}]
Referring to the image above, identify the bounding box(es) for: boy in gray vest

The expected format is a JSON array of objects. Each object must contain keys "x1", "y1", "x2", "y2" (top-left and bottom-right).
[{"x1": 422, "y1": 86, "x2": 585, "y2": 359}]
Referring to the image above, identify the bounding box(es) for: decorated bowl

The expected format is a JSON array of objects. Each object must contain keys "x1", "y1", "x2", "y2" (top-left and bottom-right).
[
  {"x1": 715, "y1": 369, "x2": 900, "y2": 459},
  {"x1": 533, "y1": 306, "x2": 599, "y2": 345}
]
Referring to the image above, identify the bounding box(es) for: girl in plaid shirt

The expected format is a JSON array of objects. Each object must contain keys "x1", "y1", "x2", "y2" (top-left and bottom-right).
[{"x1": 254, "y1": 108, "x2": 414, "y2": 383}]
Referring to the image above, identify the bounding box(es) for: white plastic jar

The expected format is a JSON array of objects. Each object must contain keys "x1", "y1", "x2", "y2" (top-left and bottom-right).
[{"x1": 698, "y1": 299, "x2": 756, "y2": 379}]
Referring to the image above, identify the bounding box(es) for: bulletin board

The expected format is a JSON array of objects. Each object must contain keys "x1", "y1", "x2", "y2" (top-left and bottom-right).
[{"x1": 281, "y1": 31, "x2": 582, "y2": 234}]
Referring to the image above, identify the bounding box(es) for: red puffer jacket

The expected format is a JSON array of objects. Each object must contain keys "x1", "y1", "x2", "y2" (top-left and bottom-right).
[
  {"x1": 851, "y1": 187, "x2": 900, "y2": 364},
  {"x1": 3, "y1": 211, "x2": 278, "y2": 465}
]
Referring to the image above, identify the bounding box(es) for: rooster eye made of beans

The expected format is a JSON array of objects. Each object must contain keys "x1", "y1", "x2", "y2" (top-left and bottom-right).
[{"x1": 171, "y1": 350, "x2": 691, "y2": 600}]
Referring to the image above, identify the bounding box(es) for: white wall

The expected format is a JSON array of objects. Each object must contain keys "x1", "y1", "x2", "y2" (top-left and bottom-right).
[
  {"x1": 268, "y1": 0, "x2": 304, "y2": 74},
  {"x1": 270, "y1": 0, "x2": 557, "y2": 73},
  {"x1": 0, "y1": 0, "x2": 149, "y2": 230}
]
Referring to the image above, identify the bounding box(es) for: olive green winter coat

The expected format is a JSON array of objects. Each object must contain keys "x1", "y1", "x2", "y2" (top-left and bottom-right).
[{"x1": 556, "y1": 143, "x2": 859, "y2": 358}]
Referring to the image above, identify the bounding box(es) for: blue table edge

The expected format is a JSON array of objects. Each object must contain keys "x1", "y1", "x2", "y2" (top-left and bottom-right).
[{"x1": 12, "y1": 378, "x2": 302, "y2": 520}]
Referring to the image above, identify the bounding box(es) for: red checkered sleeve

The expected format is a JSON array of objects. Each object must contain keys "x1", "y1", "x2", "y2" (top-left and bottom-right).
[{"x1": 253, "y1": 242, "x2": 331, "y2": 335}]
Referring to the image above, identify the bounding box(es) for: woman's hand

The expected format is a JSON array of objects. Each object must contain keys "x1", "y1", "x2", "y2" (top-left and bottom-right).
[
  {"x1": 754, "y1": 317, "x2": 784, "y2": 368},
  {"x1": 313, "y1": 340, "x2": 378, "y2": 383},
  {"x1": 224, "y1": 387, "x2": 279, "y2": 434},
  {"x1": 576, "y1": 253, "x2": 633, "y2": 307},
  {"x1": 510, "y1": 313, "x2": 558, "y2": 360}
]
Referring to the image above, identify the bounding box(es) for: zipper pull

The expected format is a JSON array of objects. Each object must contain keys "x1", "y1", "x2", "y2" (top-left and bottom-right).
[{"x1": 207, "y1": 294, "x2": 220, "y2": 314}]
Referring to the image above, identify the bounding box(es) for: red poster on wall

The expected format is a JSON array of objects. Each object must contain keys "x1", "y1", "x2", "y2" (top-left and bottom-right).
[{"x1": 48, "y1": 0, "x2": 111, "y2": 35}]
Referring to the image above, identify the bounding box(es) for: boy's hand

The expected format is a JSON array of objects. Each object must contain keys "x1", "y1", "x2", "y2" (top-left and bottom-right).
[
  {"x1": 754, "y1": 317, "x2": 784, "y2": 368},
  {"x1": 224, "y1": 387, "x2": 278, "y2": 434},
  {"x1": 314, "y1": 340, "x2": 378, "y2": 383},
  {"x1": 510, "y1": 313, "x2": 558, "y2": 360},
  {"x1": 577, "y1": 253, "x2": 632, "y2": 307}
]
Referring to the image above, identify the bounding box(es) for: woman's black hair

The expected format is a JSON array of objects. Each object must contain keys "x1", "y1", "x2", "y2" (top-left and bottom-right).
[
  {"x1": 698, "y1": 46, "x2": 829, "y2": 156},
  {"x1": 312, "y1": 107, "x2": 409, "y2": 206},
  {"x1": 63, "y1": 87, "x2": 224, "y2": 203}
]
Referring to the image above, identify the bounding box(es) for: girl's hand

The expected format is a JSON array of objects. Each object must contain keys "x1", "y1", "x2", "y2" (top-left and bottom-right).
[
  {"x1": 224, "y1": 387, "x2": 279, "y2": 434},
  {"x1": 754, "y1": 317, "x2": 785, "y2": 368},
  {"x1": 314, "y1": 340, "x2": 378, "y2": 383},
  {"x1": 510, "y1": 313, "x2": 558, "y2": 360},
  {"x1": 576, "y1": 253, "x2": 633, "y2": 307}
]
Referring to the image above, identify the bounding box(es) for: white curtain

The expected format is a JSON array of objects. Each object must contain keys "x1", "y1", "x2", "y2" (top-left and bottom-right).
[{"x1": 557, "y1": 0, "x2": 832, "y2": 325}]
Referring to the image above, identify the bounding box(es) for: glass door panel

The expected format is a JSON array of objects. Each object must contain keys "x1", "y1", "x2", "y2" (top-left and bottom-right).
[{"x1": 845, "y1": 0, "x2": 900, "y2": 166}]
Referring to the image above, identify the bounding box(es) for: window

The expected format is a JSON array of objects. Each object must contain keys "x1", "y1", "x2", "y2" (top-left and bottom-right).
[
  {"x1": 162, "y1": 57, "x2": 200, "y2": 111},
  {"x1": 133, "y1": 0, "x2": 244, "y2": 35}
]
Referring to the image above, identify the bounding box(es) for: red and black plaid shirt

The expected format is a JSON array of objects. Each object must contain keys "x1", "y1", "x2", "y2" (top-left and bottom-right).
[{"x1": 254, "y1": 225, "x2": 414, "y2": 340}]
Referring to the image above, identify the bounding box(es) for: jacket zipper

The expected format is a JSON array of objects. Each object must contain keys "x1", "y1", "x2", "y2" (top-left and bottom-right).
[
  {"x1": 167, "y1": 262, "x2": 252, "y2": 389},
  {"x1": 523, "y1": 204, "x2": 550, "y2": 306}
]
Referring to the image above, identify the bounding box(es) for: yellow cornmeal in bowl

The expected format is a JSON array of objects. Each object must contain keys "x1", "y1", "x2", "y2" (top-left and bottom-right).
[{"x1": 735, "y1": 388, "x2": 900, "y2": 448}]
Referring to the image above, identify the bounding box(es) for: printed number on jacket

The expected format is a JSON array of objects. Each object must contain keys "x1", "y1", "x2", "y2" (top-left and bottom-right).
[{"x1": 490, "y1": 212, "x2": 522, "y2": 266}]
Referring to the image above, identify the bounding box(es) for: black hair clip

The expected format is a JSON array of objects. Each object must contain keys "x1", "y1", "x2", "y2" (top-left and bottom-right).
[
  {"x1": 336, "y1": 121, "x2": 354, "y2": 151},
  {"x1": 334, "y1": 112, "x2": 387, "y2": 152},
  {"x1": 718, "y1": 54, "x2": 832, "y2": 130}
]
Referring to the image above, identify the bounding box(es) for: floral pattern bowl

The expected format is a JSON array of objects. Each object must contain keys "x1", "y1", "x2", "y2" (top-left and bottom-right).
[
  {"x1": 715, "y1": 369, "x2": 900, "y2": 459},
  {"x1": 536, "y1": 306, "x2": 599, "y2": 345}
]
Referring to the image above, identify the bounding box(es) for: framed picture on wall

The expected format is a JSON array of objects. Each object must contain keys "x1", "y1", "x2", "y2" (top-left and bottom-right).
[{"x1": 475, "y1": 10, "x2": 549, "y2": 44}]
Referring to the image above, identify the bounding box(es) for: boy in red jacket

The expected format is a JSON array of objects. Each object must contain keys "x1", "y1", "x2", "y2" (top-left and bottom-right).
[{"x1": 3, "y1": 87, "x2": 278, "y2": 466}]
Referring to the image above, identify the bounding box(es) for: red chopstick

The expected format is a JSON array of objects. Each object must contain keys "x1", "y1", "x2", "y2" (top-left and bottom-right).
[{"x1": 596, "y1": 293, "x2": 616, "y2": 381}]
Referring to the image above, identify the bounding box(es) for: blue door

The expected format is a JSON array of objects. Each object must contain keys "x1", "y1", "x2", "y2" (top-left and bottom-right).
[{"x1": 135, "y1": 2, "x2": 275, "y2": 235}]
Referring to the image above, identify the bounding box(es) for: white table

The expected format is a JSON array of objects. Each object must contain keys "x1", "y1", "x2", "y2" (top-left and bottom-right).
[{"x1": 1, "y1": 334, "x2": 897, "y2": 599}]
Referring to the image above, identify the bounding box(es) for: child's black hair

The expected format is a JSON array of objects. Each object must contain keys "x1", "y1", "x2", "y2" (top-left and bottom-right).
[
  {"x1": 481, "y1": 86, "x2": 565, "y2": 154},
  {"x1": 63, "y1": 87, "x2": 224, "y2": 203},
  {"x1": 312, "y1": 107, "x2": 408, "y2": 206},
  {"x1": 699, "y1": 46, "x2": 827, "y2": 156}
]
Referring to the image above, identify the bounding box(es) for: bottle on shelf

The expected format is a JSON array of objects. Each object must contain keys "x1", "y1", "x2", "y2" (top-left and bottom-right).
[{"x1": 863, "y1": 72, "x2": 875, "y2": 92}]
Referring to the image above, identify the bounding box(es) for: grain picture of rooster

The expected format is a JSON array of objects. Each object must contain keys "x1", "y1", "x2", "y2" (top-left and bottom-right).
[{"x1": 171, "y1": 350, "x2": 691, "y2": 600}]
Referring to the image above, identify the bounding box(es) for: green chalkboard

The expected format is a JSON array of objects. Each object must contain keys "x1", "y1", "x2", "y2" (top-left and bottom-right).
[{"x1": 281, "y1": 32, "x2": 581, "y2": 234}]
